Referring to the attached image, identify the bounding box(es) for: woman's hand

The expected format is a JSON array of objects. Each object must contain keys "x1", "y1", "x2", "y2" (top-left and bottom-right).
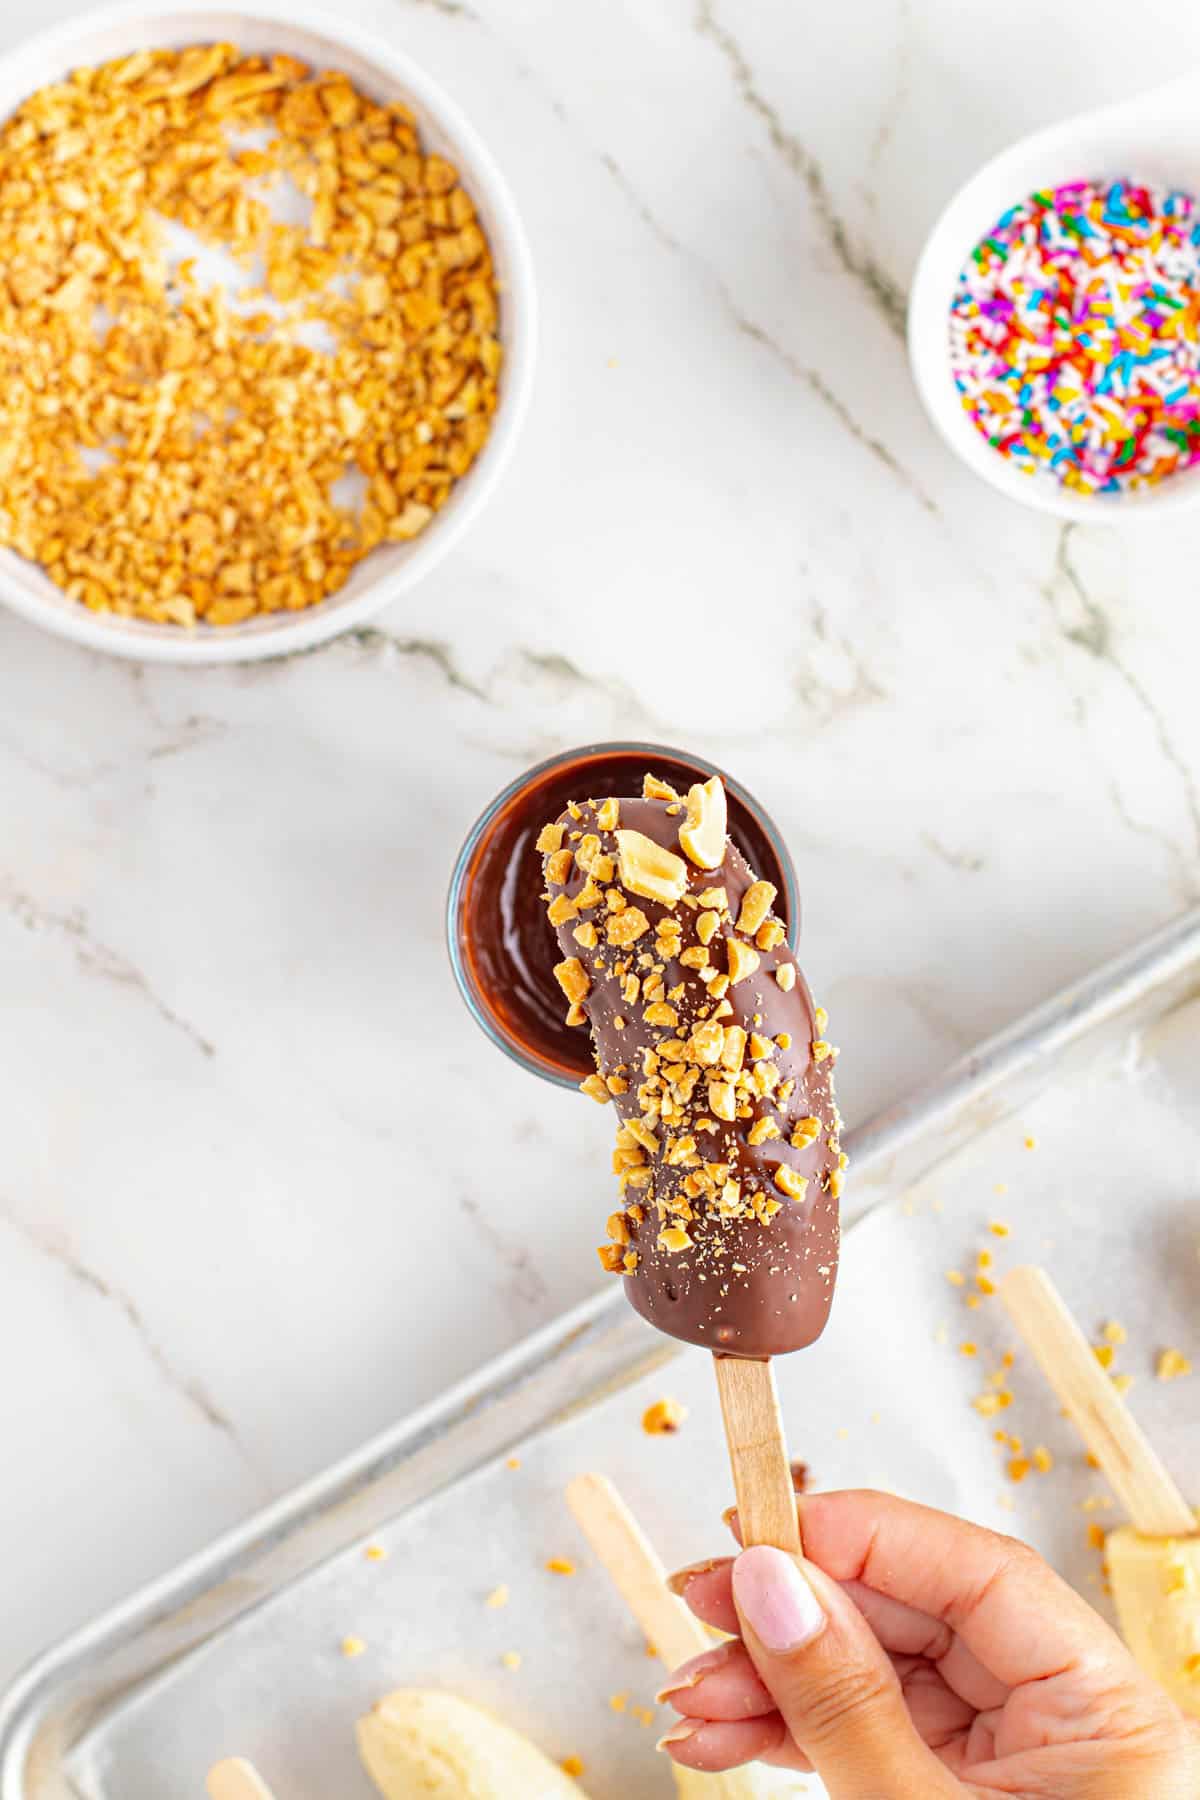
[{"x1": 658, "y1": 1490, "x2": 1200, "y2": 1798}]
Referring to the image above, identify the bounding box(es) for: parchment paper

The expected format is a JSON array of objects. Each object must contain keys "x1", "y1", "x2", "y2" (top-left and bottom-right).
[{"x1": 69, "y1": 999, "x2": 1200, "y2": 1799}]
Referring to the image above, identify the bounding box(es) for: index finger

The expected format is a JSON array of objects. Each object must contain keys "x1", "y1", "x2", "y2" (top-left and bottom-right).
[
  {"x1": 712, "y1": 1490, "x2": 1133, "y2": 1691},
  {"x1": 794, "y1": 1490, "x2": 1132, "y2": 1688}
]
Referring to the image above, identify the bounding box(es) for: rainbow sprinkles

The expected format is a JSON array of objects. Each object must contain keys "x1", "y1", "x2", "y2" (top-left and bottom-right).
[{"x1": 949, "y1": 179, "x2": 1200, "y2": 495}]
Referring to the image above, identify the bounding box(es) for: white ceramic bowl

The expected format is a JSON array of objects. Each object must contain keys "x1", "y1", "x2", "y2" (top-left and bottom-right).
[
  {"x1": 909, "y1": 74, "x2": 1200, "y2": 522},
  {"x1": 0, "y1": 0, "x2": 536, "y2": 662}
]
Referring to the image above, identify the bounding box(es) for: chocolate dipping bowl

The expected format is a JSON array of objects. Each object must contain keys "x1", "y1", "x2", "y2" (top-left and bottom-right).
[{"x1": 446, "y1": 742, "x2": 800, "y2": 1089}]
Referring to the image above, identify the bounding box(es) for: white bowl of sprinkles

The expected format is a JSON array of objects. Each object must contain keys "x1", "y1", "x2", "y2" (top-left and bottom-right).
[
  {"x1": 909, "y1": 72, "x2": 1200, "y2": 522},
  {"x1": 0, "y1": 0, "x2": 536, "y2": 662}
]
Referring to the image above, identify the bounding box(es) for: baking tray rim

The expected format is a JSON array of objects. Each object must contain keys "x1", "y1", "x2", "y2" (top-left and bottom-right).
[{"x1": 4, "y1": 902, "x2": 1200, "y2": 1792}]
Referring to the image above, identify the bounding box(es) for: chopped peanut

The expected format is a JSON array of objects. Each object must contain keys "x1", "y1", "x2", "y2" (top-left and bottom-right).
[
  {"x1": 678, "y1": 778, "x2": 727, "y2": 869},
  {"x1": 737, "y1": 881, "x2": 777, "y2": 936},
  {"x1": 642, "y1": 1396, "x2": 688, "y2": 1435}
]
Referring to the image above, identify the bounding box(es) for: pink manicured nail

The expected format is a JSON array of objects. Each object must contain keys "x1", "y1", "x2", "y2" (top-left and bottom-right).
[
  {"x1": 655, "y1": 1645, "x2": 728, "y2": 1703},
  {"x1": 732, "y1": 1545, "x2": 826, "y2": 1652}
]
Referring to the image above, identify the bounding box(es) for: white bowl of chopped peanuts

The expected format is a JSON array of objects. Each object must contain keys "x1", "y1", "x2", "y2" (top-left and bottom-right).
[{"x1": 0, "y1": 0, "x2": 536, "y2": 661}]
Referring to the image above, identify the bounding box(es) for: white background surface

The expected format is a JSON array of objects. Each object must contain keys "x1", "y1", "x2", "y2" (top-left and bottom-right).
[{"x1": 3, "y1": 0, "x2": 1200, "y2": 1690}]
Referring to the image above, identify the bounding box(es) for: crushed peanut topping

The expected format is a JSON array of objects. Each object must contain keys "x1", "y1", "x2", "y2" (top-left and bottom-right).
[
  {"x1": 775, "y1": 962, "x2": 797, "y2": 992},
  {"x1": 554, "y1": 958, "x2": 590, "y2": 1006},
  {"x1": 679, "y1": 777, "x2": 727, "y2": 869},
  {"x1": 0, "y1": 46, "x2": 501, "y2": 626},
  {"x1": 737, "y1": 880, "x2": 777, "y2": 936},
  {"x1": 540, "y1": 773, "x2": 844, "y2": 1282},
  {"x1": 579, "y1": 1073, "x2": 609, "y2": 1104},
  {"x1": 773, "y1": 1165, "x2": 809, "y2": 1201},
  {"x1": 642, "y1": 1396, "x2": 688, "y2": 1435},
  {"x1": 726, "y1": 937, "x2": 760, "y2": 985},
  {"x1": 615, "y1": 830, "x2": 688, "y2": 904}
]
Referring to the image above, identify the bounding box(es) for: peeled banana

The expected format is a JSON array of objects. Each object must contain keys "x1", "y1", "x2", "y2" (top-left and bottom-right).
[
  {"x1": 357, "y1": 1689, "x2": 591, "y2": 1798},
  {"x1": 1107, "y1": 1526, "x2": 1200, "y2": 1718}
]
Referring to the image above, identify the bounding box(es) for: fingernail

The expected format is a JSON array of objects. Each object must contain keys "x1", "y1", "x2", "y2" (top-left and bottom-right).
[
  {"x1": 656, "y1": 1719, "x2": 702, "y2": 1754},
  {"x1": 654, "y1": 1646, "x2": 728, "y2": 1703},
  {"x1": 732, "y1": 1545, "x2": 826, "y2": 1652},
  {"x1": 665, "y1": 1556, "x2": 722, "y2": 1597}
]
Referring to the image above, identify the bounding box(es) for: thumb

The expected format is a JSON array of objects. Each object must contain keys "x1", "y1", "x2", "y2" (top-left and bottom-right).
[{"x1": 732, "y1": 1545, "x2": 958, "y2": 1800}]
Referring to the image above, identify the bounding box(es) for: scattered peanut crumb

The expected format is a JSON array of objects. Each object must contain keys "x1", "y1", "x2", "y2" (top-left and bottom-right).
[
  {"x1": 642, "y1": 1396, "x2": 688, "y2": 1436},
  {"x1": 644, "y1": 1641, "x2": 658, "y2": 1659},
  {"x1": 609, "y1": 1691, "x2": 629, "y2": 1713},
  {"x1": 960, "y1": 1342, "x2": 978, "y2": 1357},
  {"x1": 1103, "y1": 1321, "x2": 1127, "y2": 1346},
  {"x1": 501, "y1": 1650, "x2": 522, "y2": 1671},
  {"x1": 1024, "y1": 1136, "x2": 1037, "y2": 1149},
  {"x1": 1157, "y1": 1348, "x2": 1193, "y2": 1382},
  {"x1": 1093, "y1": 1343, "x2": 1115, "y2": 1370},
  {"x1": 990, "y1": 1219, "x2": 1010, "y2": 1237},
  {"x1": 1007, "y1": 1457, "x2": 1031, "y2": 1483},
  {"x1": 485, "y1": 1585, "x2": 509, "y2": 1609},
  {"x1": 506, "y1": 1456, "x2": 522, "y2": 1471},
  {"x1": 546, "y1": 1557, "x2": 576, "y2": 1576},
  {"x1": 1087, "y1": 1523, "x2": 1107, "y2": 1551},
  {"x1": 364, "y1": 1544, "x2": 387, "y2": 1562},
  {"x1": 1112, "y1": 1373, "x2": 1135, "y2": 1395},
  {"x1": 340, "y1": 1636, "x2": 367, "y2": 1658},
  {"x1": 560, "y1": 1755, "x2": 585, "y2": 1778},
  {"x1": 946, "y1": 1270, "x2": 966, "y2": 1287},
  {"x1": 1032, "y1": 1446, "x2": 1054, "y2": 1474}
]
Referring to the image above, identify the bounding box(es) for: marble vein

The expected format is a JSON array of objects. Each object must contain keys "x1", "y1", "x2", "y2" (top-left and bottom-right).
[
  {"x1": 0, "y1": 1196, "x2": 241, "y2": 1443},
  {"x1": 922, "y1": 832, "x2": 985, "y2": 874},
  {"x1": 867, "y1": 0, "x2": 913, "y2": 183},
  {"x1": 694, "y1": 0, "x2": 907, "y2": 336},
  {"x1": 597, "y1": 150, "x2": 934, "y2": 512},
  {"x1": 795, "y1": 599, "x2": 888, "y2": 723},
  {"x1": 1, "y1": 875, "x2": 216, "y2": 1058},
  {"x1": 1045, "y1": 527, "x2": 1200, "y2": 885},
  {"x1": 347, "y1": 627, "x2": 490, "y2": 701},
  {"x1": 458, "y1": 1193, "x2": 547, "y2": 1311}
]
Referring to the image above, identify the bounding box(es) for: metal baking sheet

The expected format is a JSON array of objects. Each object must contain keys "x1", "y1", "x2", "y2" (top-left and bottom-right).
[{"x1": 3, "y1": 905, "x2": 1199, "y2": 1799}]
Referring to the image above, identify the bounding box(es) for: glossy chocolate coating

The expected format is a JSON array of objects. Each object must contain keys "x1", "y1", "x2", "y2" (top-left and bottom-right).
[
  {"x1": 457, "y1": 749, "x2": 791, "y2": 1083},
  {"x1": 543, "y1": 790, "x2": 841, "y2": 1357}
]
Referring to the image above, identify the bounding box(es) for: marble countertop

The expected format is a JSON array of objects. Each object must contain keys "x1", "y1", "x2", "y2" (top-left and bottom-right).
[{"x1": 3, "y1": 0, "x2": 1200, "y2": 1689}]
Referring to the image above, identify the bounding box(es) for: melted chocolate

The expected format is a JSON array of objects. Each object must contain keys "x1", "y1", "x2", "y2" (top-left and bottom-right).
[
  {"x1": 456, "y1": 749, "x2": 790, "y2": 1082},
  {"x1": 543, "y1": 792, "x2": 841, "y2": 1357}
]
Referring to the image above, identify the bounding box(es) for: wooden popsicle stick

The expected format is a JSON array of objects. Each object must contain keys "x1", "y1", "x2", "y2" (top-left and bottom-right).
[
  {"x1": 713, "y1": 1355, "x2": 802, "y2": 1554},
  {"x1": 566, "y1": 1471, "x2": 713, "y2": 1669},
  {"x1": 1000, "y1": 1265, "x2": 1195, "y2": 1539},
  {"x1": 206, "y1": 1759, "x2": 278, "y2": 1800}
]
